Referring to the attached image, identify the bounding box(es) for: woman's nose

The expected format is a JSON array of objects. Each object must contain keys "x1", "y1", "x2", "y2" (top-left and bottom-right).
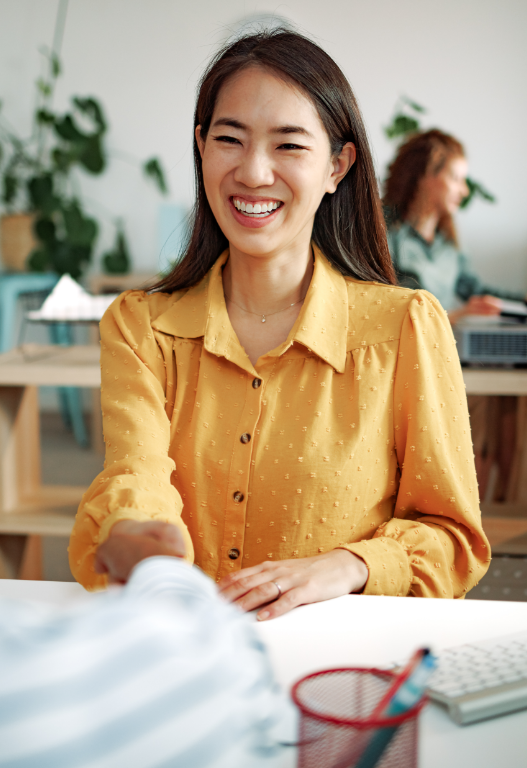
[{"x1": 234, "y1": 148, "x2": 274, "y2": 188}]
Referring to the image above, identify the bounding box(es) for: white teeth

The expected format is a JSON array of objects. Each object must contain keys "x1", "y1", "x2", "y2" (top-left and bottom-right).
[{"x1": 233, "y1": 199, "x2": 281, "y2": 216}]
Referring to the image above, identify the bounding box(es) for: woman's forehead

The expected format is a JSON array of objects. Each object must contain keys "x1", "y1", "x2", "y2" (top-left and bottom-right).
[{"x1": 211, "y1": 66, "x2": 324, "y2": 135}]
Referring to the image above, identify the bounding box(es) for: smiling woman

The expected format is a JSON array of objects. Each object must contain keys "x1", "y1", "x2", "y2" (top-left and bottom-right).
[{"x1": 70, "y1": 29, "x2": 490, "y2": 617}]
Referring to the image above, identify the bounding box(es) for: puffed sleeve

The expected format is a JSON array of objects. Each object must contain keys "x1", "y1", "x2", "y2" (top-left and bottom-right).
[
  {"x1": 345, "y1": 290, "x2": 490, "y2": 598},
  {"x1": 69, "y1": 291, "x2": 194, "y2": 590}
]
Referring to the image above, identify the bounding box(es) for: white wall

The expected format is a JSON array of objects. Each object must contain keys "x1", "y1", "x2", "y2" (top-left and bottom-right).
[{"x1": 1, "y1": 0, "x2": 526, "y2": 290}]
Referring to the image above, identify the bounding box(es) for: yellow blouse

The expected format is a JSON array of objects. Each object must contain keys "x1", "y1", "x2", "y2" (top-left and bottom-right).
[{"x1": 69, "y1": 246, "x2": 490, "y2": 595}]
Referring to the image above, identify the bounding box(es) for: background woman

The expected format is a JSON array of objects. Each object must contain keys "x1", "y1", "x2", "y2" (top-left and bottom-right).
[
  {"x1": 70, "y1": 31, "x2": 489, "y2": 615},
  {"x1": 384, "y1": 130, "x2": 523, "y2": 500},
  {"x1": 384, "y1": 129, "x2": 524, "y2": 324}
]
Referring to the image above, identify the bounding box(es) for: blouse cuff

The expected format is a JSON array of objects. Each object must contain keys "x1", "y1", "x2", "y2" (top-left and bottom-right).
[
  {"x1": 98, "y1": 508, "x2": 167, "y2": 546},
  {"x1": 340, "y1": 537, "x2": 412, "y2": 597}
]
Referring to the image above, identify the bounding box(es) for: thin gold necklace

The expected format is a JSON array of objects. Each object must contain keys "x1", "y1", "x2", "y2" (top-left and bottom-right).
[{"x1": 225, "y1": 292, "x2": 307, "y2": 323}]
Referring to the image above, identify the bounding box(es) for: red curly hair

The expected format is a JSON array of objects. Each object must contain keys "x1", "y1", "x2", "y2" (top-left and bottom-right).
[{"x1": 384, "y1": 129, "x2": 465, "y2": 245}]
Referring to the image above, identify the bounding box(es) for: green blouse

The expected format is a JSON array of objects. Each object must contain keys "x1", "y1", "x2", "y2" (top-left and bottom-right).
[{"x1": 387, "y1": 222, "x2": 521, "y2": 311}]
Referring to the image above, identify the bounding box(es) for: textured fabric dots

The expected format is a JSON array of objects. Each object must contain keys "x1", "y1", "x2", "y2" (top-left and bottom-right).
[{"x1": 70, "y1": 245, "x2": 488, "y2": 600}]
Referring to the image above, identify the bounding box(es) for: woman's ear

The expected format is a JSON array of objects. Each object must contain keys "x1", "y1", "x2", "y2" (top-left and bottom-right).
[
  {"x1": 326, "y1": 142, "x2": 356, "y2": 194},
  {"x1": 195, "y1": 125, "x2": 205, "y2": 158}
]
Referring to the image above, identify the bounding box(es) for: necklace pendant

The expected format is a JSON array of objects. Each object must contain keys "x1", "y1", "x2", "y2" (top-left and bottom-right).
[{"x1": 262, "y1": 315, "x2": 266, "y2": 323}]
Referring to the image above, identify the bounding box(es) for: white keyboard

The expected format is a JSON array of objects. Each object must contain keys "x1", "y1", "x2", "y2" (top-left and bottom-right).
[{"x1": 427, "y1": 631, "x2": 527, "y2": 725}]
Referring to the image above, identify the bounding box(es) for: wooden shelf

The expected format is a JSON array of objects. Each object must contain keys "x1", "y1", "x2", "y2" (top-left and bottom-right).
[
  {"x1": 0, "y1": 485, "x2": 84, "y2": 537},
  {"x1": 463, "y1": 368, "x2": 527, "y2": 396},
  {"x1": 0, "y1": 344, "x2": 100, "y2": 387}
]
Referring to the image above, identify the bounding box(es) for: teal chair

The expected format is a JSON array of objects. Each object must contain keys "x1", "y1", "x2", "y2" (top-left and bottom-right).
[
  {"x1": 0, "y1": 273, "x2": 58, "y2": 353},
  {"x1": 0, "y1": 272, "x2": 89, "y2": 446}
]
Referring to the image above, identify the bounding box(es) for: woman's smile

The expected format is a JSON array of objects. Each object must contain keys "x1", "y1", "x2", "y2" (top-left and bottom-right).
[{"x1": 230, "y1": 196, "x2": 284, "y2": 227}]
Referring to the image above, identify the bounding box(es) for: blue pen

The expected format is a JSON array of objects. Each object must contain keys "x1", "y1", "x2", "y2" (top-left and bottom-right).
[{"x1": 352, "y1": 649, "x2": 437, "y2": 768}]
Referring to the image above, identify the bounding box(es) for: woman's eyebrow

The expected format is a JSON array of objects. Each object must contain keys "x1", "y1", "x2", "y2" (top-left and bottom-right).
[
  {"x1": 210, "y1": 117, "x2": 314, "y2": 139},
  {"x1": 211, "y1": 118, "x2": 246, "y2": 130},
  {"x1": 273, "y1": 125, "x2": 314, "y2": 139}
]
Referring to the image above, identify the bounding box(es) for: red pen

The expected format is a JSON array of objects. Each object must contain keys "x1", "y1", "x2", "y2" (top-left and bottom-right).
[{"x1": 372, "y1": 647, "x2": 429, "y2": 718}]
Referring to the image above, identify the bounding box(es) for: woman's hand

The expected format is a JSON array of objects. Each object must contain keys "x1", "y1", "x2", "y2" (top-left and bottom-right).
[
  {"x1": 94, "y1": 520, "x2": 187, "y2": 584},
  {"x1": 217, "y1": 549, "x2": 369, "y2": 621},
  {"x1": 448, "y1": 295, "x2": 502, "y2": 325}
]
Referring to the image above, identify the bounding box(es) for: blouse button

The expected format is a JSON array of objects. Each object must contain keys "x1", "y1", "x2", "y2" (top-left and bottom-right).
[
  {"x1": 233, "y1": 491, "x2": 244, "y2": 503},
  {"x1": 228, "y1": 548, "x2": 240, "y2": 560},
  {"x1": 252, "y1": 378, "x2": 261, "y2": 389},
  {"x1": 240, "y1": 433, "x2": 251, "y2": 444}
]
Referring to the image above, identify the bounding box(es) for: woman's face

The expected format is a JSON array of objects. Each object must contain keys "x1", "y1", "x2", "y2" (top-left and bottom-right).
[
  {"x1": 422, "y1": 155, "x2": 470, "y2": 217},
  {"x1": 196, "y1": 66, "x2": 354, "y2": 258}
]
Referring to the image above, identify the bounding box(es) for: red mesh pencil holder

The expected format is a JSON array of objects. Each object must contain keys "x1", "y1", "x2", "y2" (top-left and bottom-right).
[{"x1": 291, "y1": 668, "x2": 426, "y2": 768}]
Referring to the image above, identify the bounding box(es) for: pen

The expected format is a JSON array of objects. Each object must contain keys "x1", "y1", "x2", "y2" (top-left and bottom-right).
[
  {"x1": 352, "y1": 648, "x2": 436, "y2": 768},
  {"x1": 371, "y1": 647, "x2": 428, "y2": 719}
]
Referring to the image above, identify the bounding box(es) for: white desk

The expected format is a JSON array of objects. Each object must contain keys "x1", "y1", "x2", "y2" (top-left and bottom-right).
[{"x1": 1, "y1": 580, "x2": 526, "y2": 768}]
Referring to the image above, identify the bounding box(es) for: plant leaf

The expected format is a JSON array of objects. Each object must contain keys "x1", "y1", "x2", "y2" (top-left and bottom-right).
[
  {"x1": 51, "y1": 242, "x2": 92, "y2": 279},
  {"x1": 36, "y1": 109, "x2": 55, "y2": 125},
  {"x1": 143, "y1": 157, "x2": 168, "y2": 195},
  {"x1": 52, "y1": 147, "x2": 74, "y2": 173},
  {"x1": 460, "y1": 177, "x2": 496, "y2": 209},
  {"x1": 62, "y1": 201, "x2": 98, "y2": 246},
  {"x1": 27, "y1": 174, "x2": 57, "y2": 214},
  {"x1": 385, "y1": 114, "x2": 420, "y2": 140},
  {"x1": 72, "y1": 97, "x2": 107, "y2": 133},
  {"x1": 3, "y1": 174, "x2": 18, "y2": 205},
  {"x1": 37, "y1": 79, "x2": 52, "y2": 97},
  {"x1": 102, "y1": 227, "x2": 131, "y2": 274},
  {"x1": 27, "y1": 246, "x2": 51, "y2": 273},
  {"x1": 34, "y1": 216, "x2": 57, "y2": 246},
  {"x1": 51, "y1": 53, "x2": 61, "y2": 78},
  {"x1": 54, "y1": 113, "x2": 88, "y2": 143},
  {"x1": 79, "y1": 134, "x2": 106, "y2": 174},
  {"x1": 402, "y1": 96, "x2": 426, "y2": 113}
]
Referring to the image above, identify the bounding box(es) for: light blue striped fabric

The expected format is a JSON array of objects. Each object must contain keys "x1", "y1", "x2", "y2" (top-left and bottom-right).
[{"x1": 0, "y1": 558, "x2": 294, "y2": 767}]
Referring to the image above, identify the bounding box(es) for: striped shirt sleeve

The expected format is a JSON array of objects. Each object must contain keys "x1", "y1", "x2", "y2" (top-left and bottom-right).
[{"x1": 0, "y1": 558, "x2": 295, "y2": 768}]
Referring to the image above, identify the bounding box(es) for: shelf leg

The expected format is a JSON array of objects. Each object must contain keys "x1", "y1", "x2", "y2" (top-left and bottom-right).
[
  {"x1": 0, "y1": 385, "x2": 41, "y2": 514},
  {"x1": 0, "y1": 534, "x2": 26, "y2": 578}
]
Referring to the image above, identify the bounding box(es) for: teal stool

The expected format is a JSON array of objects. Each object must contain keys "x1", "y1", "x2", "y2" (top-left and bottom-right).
[
  {"x1": 0, "y1": 273, "x2": 58, "y2": 353},
  {"x1": 0, "y1": 272, "x2": 89, "y2": 447}
]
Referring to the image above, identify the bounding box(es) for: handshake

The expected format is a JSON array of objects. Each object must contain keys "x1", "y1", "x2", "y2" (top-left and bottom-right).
[{"x1": 95, "y1": 520, "x2": 187, "y2": 584}]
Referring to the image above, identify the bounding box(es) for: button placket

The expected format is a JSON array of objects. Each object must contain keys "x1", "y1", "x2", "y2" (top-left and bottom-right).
[{"x1": 218, "y1": 372, "x2": 262, "y2": 580}]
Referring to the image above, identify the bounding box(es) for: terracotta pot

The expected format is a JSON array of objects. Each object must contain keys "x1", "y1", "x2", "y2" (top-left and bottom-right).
[{"x1": 0, "y1": 213, "x2": 36, "y2": 271}]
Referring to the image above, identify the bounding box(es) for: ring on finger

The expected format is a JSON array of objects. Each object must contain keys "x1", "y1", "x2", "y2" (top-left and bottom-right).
[{"x1": 271, "y1": 581, "x2": 282, "y2": 600}]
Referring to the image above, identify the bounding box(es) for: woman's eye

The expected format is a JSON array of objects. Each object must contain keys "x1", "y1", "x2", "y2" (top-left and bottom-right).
[
  {"x1": 213, "y1": 135, "x2": 241, "y2": 145},
  {"x1": 278, "y1": 143, "x2": 305, "y2": 151}
]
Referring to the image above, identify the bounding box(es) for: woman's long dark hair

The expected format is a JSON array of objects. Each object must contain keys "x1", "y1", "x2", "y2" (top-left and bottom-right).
[
  {"x1": 384, "y1": 129, "x2": 465, "y2": 245},
  {"x1": 154, "y1": 28, "x2": 395, "y2": 293}
]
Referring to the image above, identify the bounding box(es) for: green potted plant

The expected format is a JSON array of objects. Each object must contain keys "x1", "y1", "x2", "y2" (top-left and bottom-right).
[{"x1": 0, "y1": 48, "x2": 168, "y2": 278}]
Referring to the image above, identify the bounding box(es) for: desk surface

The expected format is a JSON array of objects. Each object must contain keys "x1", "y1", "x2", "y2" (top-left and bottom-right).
[{"x1": 1, "y1": 580, "x2": 526, "y2": 768}]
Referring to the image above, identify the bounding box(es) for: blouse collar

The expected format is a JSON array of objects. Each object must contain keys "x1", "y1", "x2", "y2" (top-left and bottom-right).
[{"x1": 151, "y1": 244, "x2": 349, "y2": 375}]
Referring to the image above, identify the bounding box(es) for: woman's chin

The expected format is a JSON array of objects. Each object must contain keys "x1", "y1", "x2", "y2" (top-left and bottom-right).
[{"x1": 226, "y1": 232, "x2": 284, "y2": 257}]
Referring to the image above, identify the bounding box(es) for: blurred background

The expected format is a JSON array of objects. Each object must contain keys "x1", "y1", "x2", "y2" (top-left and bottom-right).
[{"x1": 1, "y1": 0, "x2": 526, "y2": 287}]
